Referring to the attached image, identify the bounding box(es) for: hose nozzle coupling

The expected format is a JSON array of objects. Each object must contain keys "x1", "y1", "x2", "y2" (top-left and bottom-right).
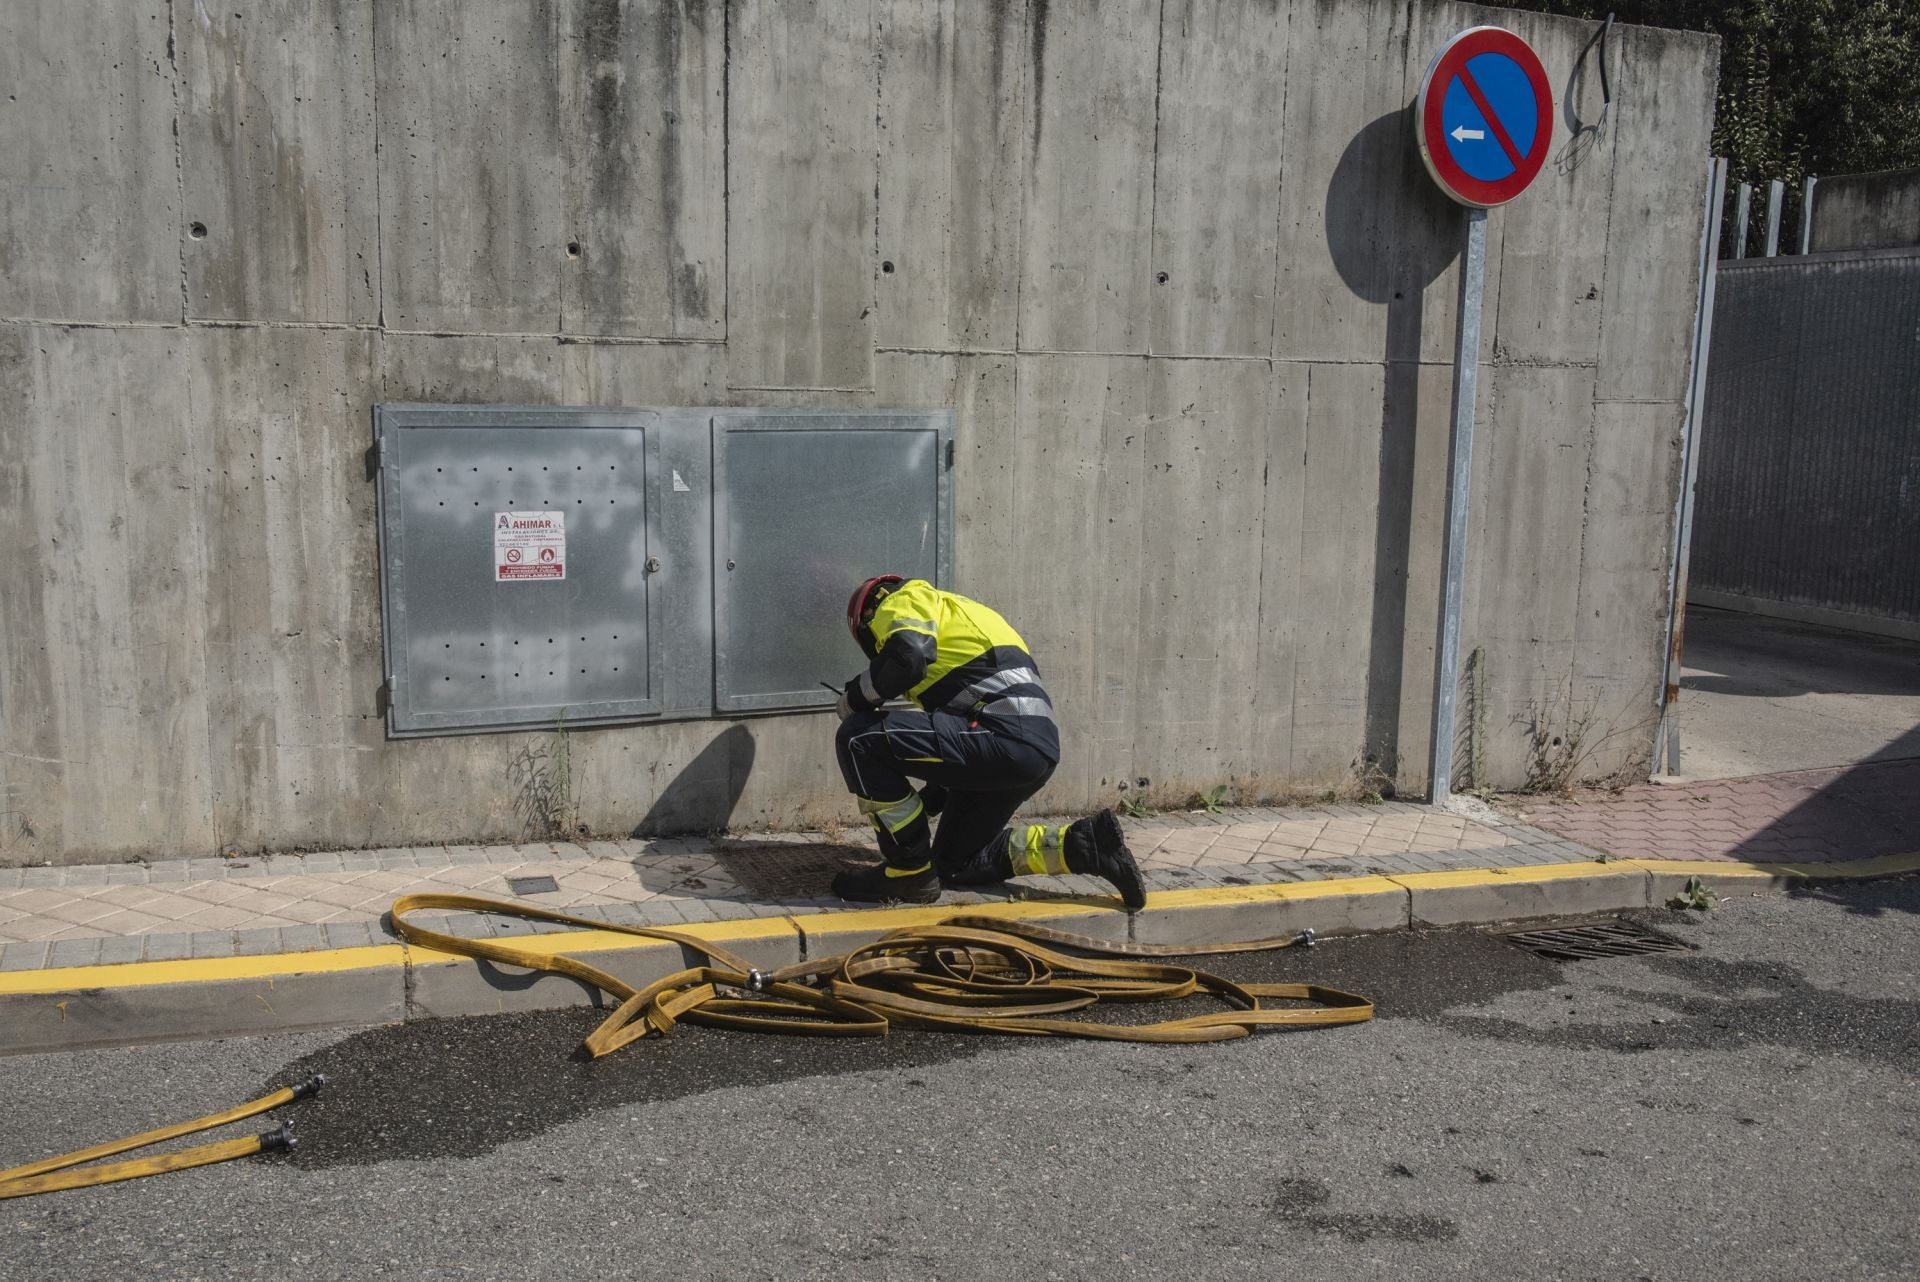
[
  {"x1": 258, "y1": 1122, "x2": 297, "y2": 1154},
  {"x1": 1293, "y1": 928, "x2": 1317, "y2": 948},
  {"x1": 289, "y1": 1073, "x2": 328, "y2": 1101},
  {"x1": 745, "y1": 969, "x2": 771, "y2": 992}
]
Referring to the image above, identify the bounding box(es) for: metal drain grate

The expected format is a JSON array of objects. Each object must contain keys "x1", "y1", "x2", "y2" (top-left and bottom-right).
[
  {"x1": 709, "y1": 843, "x2": 876, "y2": 898},
  {"x1": 1501, "y1": 917, "x2": 1691, "y2": 961},
  {"x1": 506, "y1": 875, "x2": 560, "y2": 896}
]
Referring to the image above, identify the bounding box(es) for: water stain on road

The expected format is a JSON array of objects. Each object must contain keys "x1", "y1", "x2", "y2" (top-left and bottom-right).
[
  {"x1": 264, "y1": 1010, "x2": 1004, "y2": 1170},
  {"x1": 1436, "y1": 954, "x2": 1920, "y2": 1069},
  {"x1": 1269, "y1": 1176, "x2": 1459, "y2": 1244},
  {"x1": 258, "y1": 925, "x2": 1570, "y2": 1170},
  {"x1": 1165, "y1": 924, "x2": 1566, "y2": 1018}
]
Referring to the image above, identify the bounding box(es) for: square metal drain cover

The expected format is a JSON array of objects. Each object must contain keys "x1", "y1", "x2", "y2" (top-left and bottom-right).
[
  {"x1": 506, "y1": 875, "x2": 560, "y2": 896},
  {"x1": 710, "y1": 843, "x2": 876, "y2": 898},
  {"x1": 1501, "y1": 917, "x2": 1691, "y2": 961}
]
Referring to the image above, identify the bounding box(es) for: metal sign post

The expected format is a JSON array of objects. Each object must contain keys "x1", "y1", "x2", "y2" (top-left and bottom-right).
[
  {"x1": 1413, "y1": 25, "x2": 1553, "y2": 804},
  {"x1": 1427, "y1": 208, "x2": 1488, "y2": 803}
]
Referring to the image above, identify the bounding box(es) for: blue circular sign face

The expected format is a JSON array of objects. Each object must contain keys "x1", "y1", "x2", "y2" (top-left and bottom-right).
[
  {"x1": 1441, "y1": 52, "x2": 1542, "y2": 182},
  {"x1": 1417, "y1": 27, "x2": 1553, "y2": 207}
]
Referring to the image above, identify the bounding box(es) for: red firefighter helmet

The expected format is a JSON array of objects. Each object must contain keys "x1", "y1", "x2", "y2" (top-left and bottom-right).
[{"x1": 846, "y1": 575, "x2": 905, "y2": 647}]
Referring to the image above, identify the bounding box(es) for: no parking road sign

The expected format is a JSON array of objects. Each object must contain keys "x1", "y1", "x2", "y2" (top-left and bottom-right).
[
  {"x1": 1416, "y1": 26, "x2": 1552, "y2": 207},
  {"x1": 1414, "y1": 24, "x2": 1556, "y2": 805}
]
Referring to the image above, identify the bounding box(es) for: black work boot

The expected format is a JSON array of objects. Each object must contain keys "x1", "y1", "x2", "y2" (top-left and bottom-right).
[
  {"x1": 1064, "y1": 809, "x2": 1146, "y2": 910},
  {"x1": 831, "y1": 860, "x2": 941, "y2": 905}
]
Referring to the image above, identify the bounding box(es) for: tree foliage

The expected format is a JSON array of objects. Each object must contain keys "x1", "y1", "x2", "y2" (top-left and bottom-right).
[{"x1": 1497, "y1": 1, "x2": 1920, "y2": 185}]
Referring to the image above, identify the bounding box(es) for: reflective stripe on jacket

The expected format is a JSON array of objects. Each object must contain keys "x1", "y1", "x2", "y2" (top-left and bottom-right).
[{"x1": 864, "y1": 581, "x2": 1059, "y2": 754}]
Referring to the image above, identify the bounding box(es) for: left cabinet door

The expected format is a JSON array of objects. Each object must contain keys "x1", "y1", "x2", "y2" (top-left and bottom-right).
[{"x1": 375, "y1": 405, "x2": 664, "y2": 736}]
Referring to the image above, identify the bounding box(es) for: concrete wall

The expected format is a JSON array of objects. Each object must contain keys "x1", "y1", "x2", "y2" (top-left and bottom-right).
[
  {"x1": 1809, "y1": 167, "x2": 1920, "y2": 254},
  {"x1": 0, "y1": 1, "x2": 1718, "y2": 863}
]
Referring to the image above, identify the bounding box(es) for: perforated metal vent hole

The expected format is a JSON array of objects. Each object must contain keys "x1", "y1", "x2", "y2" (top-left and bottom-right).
[
  {"x1": 424, "y1": 461, "x2": 624, "y2": 508},
  {"x1": 435, "y1": 633, "x2": 632, "y2": 684},
  {"x1": 1500, "y1": 917, "x2": 1692, "y2": 961}
]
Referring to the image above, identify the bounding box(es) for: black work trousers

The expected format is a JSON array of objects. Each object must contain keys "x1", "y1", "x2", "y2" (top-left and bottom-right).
[{"x1": 834, "y1": 708, "x2": 1057, "y2": 884}]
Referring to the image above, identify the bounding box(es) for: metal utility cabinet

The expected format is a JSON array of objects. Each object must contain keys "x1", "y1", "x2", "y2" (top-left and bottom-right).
[{"x1": 372, "y1": 406, "x2": 954, "y2": 737}]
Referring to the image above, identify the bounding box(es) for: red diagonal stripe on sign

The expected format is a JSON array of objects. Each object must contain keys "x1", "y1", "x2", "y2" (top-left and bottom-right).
[{"x1": 1458, "y1": 66, "x2": 1526, "y2": 170}]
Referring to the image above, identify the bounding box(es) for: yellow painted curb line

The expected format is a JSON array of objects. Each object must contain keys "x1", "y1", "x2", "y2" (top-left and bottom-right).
[
  {"x1": 1621, "y1": 852, "x2": 1920, "y2": 881},
  {"x1": 1620, "y1": 859, "x2": 1797, "y2": 880},
  {"x1": 1385, "y1": 862, "x2": 1643, "y2": 891},
  {"x1": 1784, "y1": 851, "x2": 1920, "y2": 878},
  {"x1": 3, "y1": 853, "x2": 1913, "y2": 999},
  {"x1": 1141, "y1": 876, "x2": 1408, "y2": 907},
  {"x1": 779, "y1": 877, "x2": 1411, "y2": 937},
  {"x1": 403, "y1": 914, "x2": 802, "y2": 966},
  {"x1": 0, "y1": 918, "x2": 804, "y2": 998},
  {"x1": 781, "y1": 895, "x2": 1116, "y2": 935},
  {"x1": 0, "y1": 944, "x2": 410, "y2": 998}
]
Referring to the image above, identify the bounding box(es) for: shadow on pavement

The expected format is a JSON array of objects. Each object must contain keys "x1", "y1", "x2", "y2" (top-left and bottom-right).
[
  {"x1": 1720, "y1": 724, "x2": 1920, "y2": 874},
  {"x1": 1681, "y1": 605, "x2": 1920, "y2": 700}
]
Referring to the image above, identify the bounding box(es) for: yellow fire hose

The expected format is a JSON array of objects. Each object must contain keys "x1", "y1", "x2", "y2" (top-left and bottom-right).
[
  {"x1": 3, "y1": 897, "x2": 1369, "y2": 1201},
  {"x1": 389, "y1": 893, "x2": 1374, "y2": 1054},
  {"x1": 0, "y1": 1076, "x2": 323, "y2": 1202}
]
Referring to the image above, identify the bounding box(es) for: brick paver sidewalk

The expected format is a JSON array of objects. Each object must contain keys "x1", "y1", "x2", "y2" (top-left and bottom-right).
[
  {"x1": 1519, "y1": 758, "x2": 1920, "y2": 864},
  {"x1": 0, "y1": 801, "x2": 1591, "y2": 970},
  {"x1": 10, "y1": 758, "x2": 1913, "y2": 974}
]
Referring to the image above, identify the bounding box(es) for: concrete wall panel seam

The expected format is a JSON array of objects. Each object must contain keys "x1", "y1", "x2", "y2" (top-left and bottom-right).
[
  {"x1": 1149, "y1": 0, "x2": 1291, "y2": 357},
  {"x1": 1018, "y1": 0, "x2": 1161, "y2": 355},
  {"x1": 726, "y1": 0, "x2": 878, "y2": 390},
  {"x1": 166, "y1": 0, "x2": 189, "y2": 326},
  {"x1": 369, "y1": 0, "x2": 388, "y2": 332},
  {"x1": 0, "y1": 5, "x2": 180, "y2": 321},
  {"x1": 3, "y1": 0, "x2": 1720, "y2": 859},
  {"x1": 1261, "y1": 0, "x2": 1299, "y2": 368},
  {"x1": 875, "y1": 0, "x2": 1027, "y2": 351}
]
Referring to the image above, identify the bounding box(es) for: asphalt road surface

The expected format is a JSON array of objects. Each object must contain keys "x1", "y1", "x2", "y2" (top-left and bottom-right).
[{"x1": 3, "y1": 880, "x2": 1916, "y2": 1281}]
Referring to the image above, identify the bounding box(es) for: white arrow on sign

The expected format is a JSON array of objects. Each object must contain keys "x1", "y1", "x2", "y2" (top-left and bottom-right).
[{"x1": 1451, "y1": 125, "x2": 1486, "y2": 142}]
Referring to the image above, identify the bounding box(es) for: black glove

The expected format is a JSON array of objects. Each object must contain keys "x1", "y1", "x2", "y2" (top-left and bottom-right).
[{"x1": 842, "y1": 673, "x2": 883, "y2": 717}]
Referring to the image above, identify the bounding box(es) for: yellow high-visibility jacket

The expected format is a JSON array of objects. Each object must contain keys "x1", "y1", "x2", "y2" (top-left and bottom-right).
[{"x1": 850, "y1": 580, "x2": 1058, "y2": 753}]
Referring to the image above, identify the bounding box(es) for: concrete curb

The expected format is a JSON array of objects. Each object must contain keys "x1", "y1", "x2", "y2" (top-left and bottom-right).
[
  {"x1": 1400, "y1": 862, "x2": 1653, "y2": 927},
  {"x1": 404, "y1": 917, "x2": 807, "y2": 1022},
  {"x1": 3, "y1": 854, "x2": 1914, "y2": 1056}
]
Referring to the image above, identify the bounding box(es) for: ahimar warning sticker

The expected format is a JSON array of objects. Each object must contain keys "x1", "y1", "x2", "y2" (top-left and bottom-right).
[{"x1": 494, "y1": 511, "x2": 566, "y2": 581}]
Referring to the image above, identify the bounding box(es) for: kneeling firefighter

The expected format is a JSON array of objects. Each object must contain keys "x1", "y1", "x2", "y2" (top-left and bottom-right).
[{"x1": 831, "y1": 575, "x2": 1145, "y2": 908}]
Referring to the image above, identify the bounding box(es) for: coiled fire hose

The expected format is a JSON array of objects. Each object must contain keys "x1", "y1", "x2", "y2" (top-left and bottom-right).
[
  {"x1": 0, "y1": 1076, "x2": 323, "y2": 1202},
  {"x1": 389, "y1": 893, "x2": 1374, "y2": 1054},
  {"x1": 2, "y1": 901, "x2": 1368, "y2": 1200}
]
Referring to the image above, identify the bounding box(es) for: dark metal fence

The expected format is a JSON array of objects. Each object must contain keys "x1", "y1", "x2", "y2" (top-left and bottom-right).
[{"x1": 1689, "y1": 248, "x2": 1920, "y2": 630}]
